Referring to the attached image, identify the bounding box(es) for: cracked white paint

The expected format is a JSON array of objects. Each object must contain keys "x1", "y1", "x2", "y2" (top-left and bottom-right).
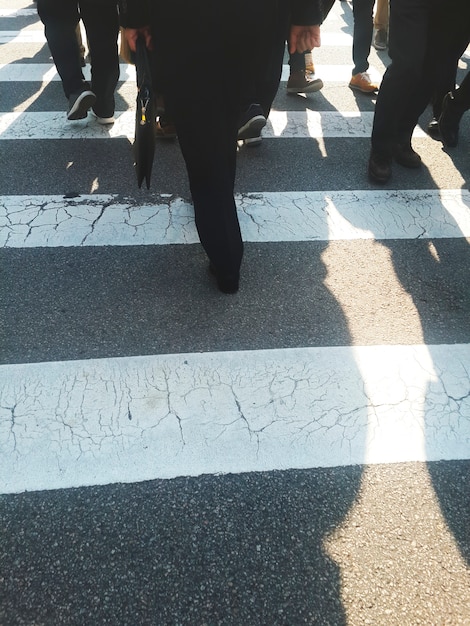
[
  {"x1": 1, "y1": 110, "x2": 425, "y2": 140},
  {"x1": 0, "y1": 344, "x2": 469, "y2": 494},
  {"x1": 1, "y1": 189, "x2": 469, "y2": 248}
]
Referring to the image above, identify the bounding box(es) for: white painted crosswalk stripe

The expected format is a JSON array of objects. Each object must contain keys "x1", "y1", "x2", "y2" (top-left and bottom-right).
[
  {"x1": 0, "y1": 63, "x2": 384, "y2": 84},
  {"x1": 2, "y1": 189, "x2": 470, "y2": 248},
  {"x1": 0, "y1": 110, "x2": 428, "y2": 139},
  {"x1": 0, "y1": 62, "x2": 136, "y2": 82},
  {"x1": 0, "y1": 8, "x2": 37, "y2": 17},
  {"x1": 1, "y1": 343, "x2": 469, "y2": 494}
]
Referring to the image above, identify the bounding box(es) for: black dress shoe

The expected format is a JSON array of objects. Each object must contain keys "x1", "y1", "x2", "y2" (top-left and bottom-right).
[
  {"x1": 209, "y1": 263, "x2": 239, "y2": 294},
  {"x1": 368, "y1": 149, "x2": 392, "y2": 183},
  {"x1": 393, "y1": 143, "x2": 422, "y2": 168},
  {"x1": 427, "y1": 117, "x2": 440, "y2": 138},
  {"x1": 439, "y1": 92, "x2": 465, "y2": 148}
]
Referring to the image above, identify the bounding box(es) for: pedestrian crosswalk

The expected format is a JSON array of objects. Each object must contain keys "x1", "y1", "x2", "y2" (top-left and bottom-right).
[
  {"x1": 1, "y1": 109, "x2": 409, "y2": 139},
  {"x1": 1, "y1": 1, "x2": 470, "y2": 623},
  {"x1": 2, "y1": 63, "x2": 384, "y2": 83},
  {"x1": 2, "y1": 189, "x2": 470, "y2": 248},
  {"x1": 1, "y1": 0, "x2": 469, "y2": 496},
  {"x1": 2, "y1": 343, "x2": 470, "y2": 494}
]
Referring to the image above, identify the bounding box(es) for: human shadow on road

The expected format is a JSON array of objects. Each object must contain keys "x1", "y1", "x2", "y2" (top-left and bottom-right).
[
  {"x1": 329, "y1": 161, "x2": 470, "y2": 571},
  {"x1": 0, "y1": 469, "x2": 363, "y2": 624}
]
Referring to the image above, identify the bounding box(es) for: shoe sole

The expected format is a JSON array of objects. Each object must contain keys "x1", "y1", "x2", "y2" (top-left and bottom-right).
[
  {"x1": 368, "y1": 167, "x2": 391, "y2": 184},
  {"x1": 91, "y1": 110, "x2": 115, "y2": 125},
  {"x1": 349, "y1": 83, "x2": 378, "y2": 94},
  {"x1": 243, "y1": 136, "x2": 262, "y2": 147},
  {"x1": 287, "y1": 79, "x2": 323, "y2": 94},
  {"x1": 67, "y1": 91, "x2": 96, "y2": 120},
  {"x1": 95, "y1": 117, "x2": 115, "y2": 125},
  {"x1": 238, "y1": 115, "x2": 266, "y2": 140},
  {"x1": 394, "y1": 155, "x2": 422, "y2": 169}
]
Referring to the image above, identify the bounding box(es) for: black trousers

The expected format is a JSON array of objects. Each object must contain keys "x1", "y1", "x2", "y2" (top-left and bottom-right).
[
  {"x1": 372, "y1": 0, "x2": 470, "y2": 153},
  {"x1": 453, "y1": 71, "x2": 470, "y2": 109},
  {"x1": 150, "y1": 0, "x2": 287, "y2": 277},
  {"x1": 37, "y1": 0, "x2": 119, "y2": 115},
  {"x1": 431, "y1": 7, "x2": 470, "y2": 117},
  {"x1": 371, "y1": 0, "x2": 438, "y2": 152}
]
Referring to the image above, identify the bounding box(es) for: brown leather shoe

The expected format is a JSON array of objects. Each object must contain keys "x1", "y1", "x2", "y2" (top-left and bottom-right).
[
  {"x1": 393, "y1": 143, "x2": 422, "y2": 168},
  {"x1": 368, "y1": 149, "x2": 392, "y2": 183},
  {"x1": 287, "y1": 70, "x2": 323, "y2": 94}
]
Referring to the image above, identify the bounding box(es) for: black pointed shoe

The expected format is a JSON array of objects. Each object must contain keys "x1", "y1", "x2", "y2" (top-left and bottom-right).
[
  {"x1": 439, "y1": 92, "x2": 465, "y2": 148},
  {"x1": 209, "y1": 263, "x2": 239, "y2": 294},
  {"x1": 427, "y1": 117, "x2": 440, "y2": 138},
  {"x1": 368, "y1": 149, "x2": 392, "y2": 183},
  {"x1": 393, "y1": 143, "x2": 422, "y2": 168}
]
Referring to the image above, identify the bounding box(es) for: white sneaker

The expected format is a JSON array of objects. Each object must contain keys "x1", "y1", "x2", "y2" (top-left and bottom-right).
[{"x1": 91, "y1": 109, "x2": 115, "y2": 125}]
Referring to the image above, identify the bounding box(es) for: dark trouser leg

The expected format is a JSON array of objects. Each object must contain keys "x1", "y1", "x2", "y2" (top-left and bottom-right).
[
  {"x1": 36, "y1": 0, "x2": 88, "y2": 98},
  {"x1": 351, "y1": 0, "x2": 375, "y2": 74},
  {"x1": 79, "y1": 0, "x2": 120, "y2": 117},
  {"x1": 371, "y1": 0, "x2": 430, "y2": 154},
  {"x1": 175, "y1": 105, "x2": 242, "y2": 277},
  {"x1": 238, "y1": 0, "x2": 289, "y2": 117},
  {"x1": 431, "y1": 38, "x2": 470, "y2": 118},
  {"x1": 439, "y1": 69, "x2": 470, "y2": 147},
  {"x1": 432, "y1": 1, "x2": 470, "y2": 116},
  {"x1": 289, "y1": 51, "x2": 305, "y2": 73},
  {"x1": 151, "y1": 0, "x2": 270, "y2": 277},
  {"x1": 454, "y1": 70, "x2": 470, "y2": 109}
]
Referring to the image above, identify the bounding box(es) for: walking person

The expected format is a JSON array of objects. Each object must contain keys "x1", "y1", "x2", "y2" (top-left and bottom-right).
[
  {"x1": 427, "y1": 11, "x2": 470, "y2": 138},
  {"x1": 373, "y1": 0, "x2": 389, "y2": 50},
  {"x1": 119, "y1": 0, "x2": 323, "y2": 293},
  {"x1": 349, "y1": 0, "x2": 379, "y2": 93},
  {"x1": 368, "y1": 0, "x2": 469, "y2": 183},
  {"x1": 37, "y1": 0, "x2": 120, "y2": 123}
]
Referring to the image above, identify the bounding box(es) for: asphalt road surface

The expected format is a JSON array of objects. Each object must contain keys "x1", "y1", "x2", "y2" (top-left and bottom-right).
[{"x1": 1, "y1": 2, "x2": 469, "y2": 624}]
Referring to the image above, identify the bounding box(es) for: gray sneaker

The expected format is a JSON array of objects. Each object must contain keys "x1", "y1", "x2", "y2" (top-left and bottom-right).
[
  {"x1": 373, "y1": 29, "x2": 388, "y2": 51},
  {"x1": 237, "y1": 104, "x2": 266, "y2": 143},
  {"x1": 67, "y1": 89, "x2": 96, "y2": 120}
]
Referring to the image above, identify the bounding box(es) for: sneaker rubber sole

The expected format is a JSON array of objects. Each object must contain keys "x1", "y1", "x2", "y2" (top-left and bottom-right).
[
  {"x1": 237, "y1": 115, "x2": 266, "y2": 140},
  {"x1": 287, "y1": 78, "x2": 323, "y2": 94},
  {"x1": 91, "y1": 110, "x2": 115, "y2": 125},
  {"x1": 243, "y1": 136, "x2": 262, "y2": 147},
  {"x1": 67, "y1": 90, "x2": 96, "y2": 120},
  {"x1": 349, "y1": 81, "x2": 378, "y2": 94}
]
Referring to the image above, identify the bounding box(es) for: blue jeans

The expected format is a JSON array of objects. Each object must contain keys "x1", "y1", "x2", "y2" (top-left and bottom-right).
[{"x1": 352, "y1": 0, "x2": 375, "y2": 74}]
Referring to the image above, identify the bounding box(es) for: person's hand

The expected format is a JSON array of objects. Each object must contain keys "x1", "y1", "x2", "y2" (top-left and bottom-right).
[
  {"x1": 123, "y1": 26, "x2": 152, "y2": 52},
  {"x1": 289, "y1": 24, "x2": 321, "y2": 54}
]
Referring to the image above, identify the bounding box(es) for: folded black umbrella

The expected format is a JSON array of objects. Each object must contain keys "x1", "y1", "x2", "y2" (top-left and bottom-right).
[{"x1": 134, "y1": 36, "x2": 156, "y2": 189}]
